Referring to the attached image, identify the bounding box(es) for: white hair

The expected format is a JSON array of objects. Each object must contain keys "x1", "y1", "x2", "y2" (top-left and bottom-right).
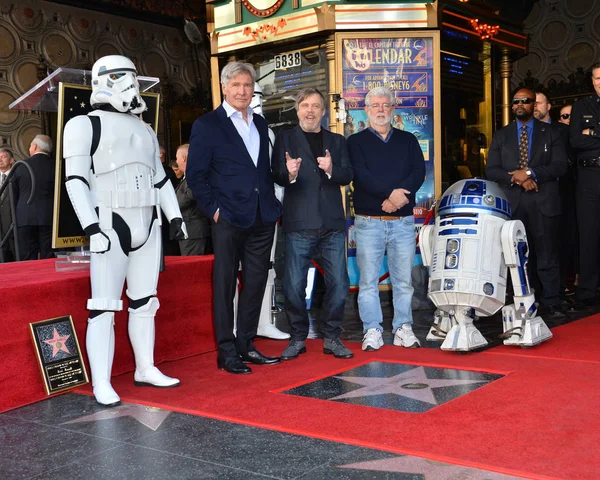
[
  {"x1": 220, "y1": 61, "x2": 256, "y2": 86},
  {"x1": 31, "y1": 134, "x2": 53, "y2": 154},
  {"x1": 365, "y1": 86, "x2": 395, "y2": 106}
]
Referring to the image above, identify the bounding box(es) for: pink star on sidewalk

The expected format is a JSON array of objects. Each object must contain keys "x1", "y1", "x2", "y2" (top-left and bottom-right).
[{"x1": 43, "y1": 327, "x2": 71, "y2": 358}]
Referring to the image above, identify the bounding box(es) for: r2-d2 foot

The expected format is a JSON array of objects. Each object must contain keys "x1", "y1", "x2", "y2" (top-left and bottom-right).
[{"x1": 501, "y1": 304, "x2": 552, "y2": 347}]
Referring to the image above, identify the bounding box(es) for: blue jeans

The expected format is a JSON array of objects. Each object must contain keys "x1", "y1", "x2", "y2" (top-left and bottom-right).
[
  {"x1": 354, "y1": 215, "x2": 415, "y2": 333},
  {"x1": 283, "y1": 229, "x2": 349, "y2": 340}
]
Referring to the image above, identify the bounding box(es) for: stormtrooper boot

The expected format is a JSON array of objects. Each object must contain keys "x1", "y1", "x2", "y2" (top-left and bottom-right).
[
  {"x1": 256, "y1": 272, "x2": 289, "y2": 340},
  {"x1": 86, "y1": 312, "x2": 120, "y2": 407},
  {"x1": 128, "y1": 298, "x2": 180, "y2": 388}
]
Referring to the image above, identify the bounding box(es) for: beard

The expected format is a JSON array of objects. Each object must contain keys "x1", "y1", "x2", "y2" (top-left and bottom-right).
[{"x1": 514, "y1": 109, "x2": 533, "y2": 121}]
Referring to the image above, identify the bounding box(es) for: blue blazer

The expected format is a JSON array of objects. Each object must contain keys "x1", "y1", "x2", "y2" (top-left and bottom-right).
[{"x1": 186, "y1": 105, "x2": 282, "y2": 228}]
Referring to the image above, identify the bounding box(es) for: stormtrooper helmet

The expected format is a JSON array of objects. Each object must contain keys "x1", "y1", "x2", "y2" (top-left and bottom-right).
[
  {"x1": 250, "y1": 82, "x2": 264, "y2": 117},
  {"x1": 90, "y1": 55, "x2": 147, "y2": 114}
]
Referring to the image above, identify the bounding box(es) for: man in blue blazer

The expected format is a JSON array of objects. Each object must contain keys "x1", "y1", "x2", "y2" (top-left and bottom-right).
[
  {"x1": 186, "y1": 61, "x2": 282, "y2": 374},
  {"x1": 486, "y1": 87, "x2": 568, "y2": 316}
]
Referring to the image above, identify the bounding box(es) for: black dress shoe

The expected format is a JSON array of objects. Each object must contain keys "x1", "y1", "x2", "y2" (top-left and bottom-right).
[
  {"x1": 217, "y1": 357, "x2": 252, "y2": 374},
  {"x1": 239, "y1": 350, "x2": 281, "y2": 365}
]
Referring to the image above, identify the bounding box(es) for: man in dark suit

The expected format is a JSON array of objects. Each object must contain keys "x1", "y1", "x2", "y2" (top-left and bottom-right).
[
  {"x1": 0, "y1": 148, "x2": 15, "y2": 262},
  {"x1": 175, "y1": 143, "x2": 211, "y2": 255},
  {"x1": 13, "y1": 135, "x2": 55, "y2": 260},
  {"x1": 486, "y1": 87, "x2": 568, "y2": 315},
  {"x1": 186, "y1": 61, "x2": 282, "y2": 374},
  {"x1": 272, "y1": 88, "x2": 354, "y2": 360}
]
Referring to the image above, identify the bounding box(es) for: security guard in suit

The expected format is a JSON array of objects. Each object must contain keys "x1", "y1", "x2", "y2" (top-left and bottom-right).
[{"x1": 570, "y1": 63, "x2": 600, "y2": 306}]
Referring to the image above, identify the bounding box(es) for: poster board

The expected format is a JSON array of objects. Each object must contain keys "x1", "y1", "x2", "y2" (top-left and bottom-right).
[{"x1": 335, "y1": 31, "x2": 441, "y2": 288}]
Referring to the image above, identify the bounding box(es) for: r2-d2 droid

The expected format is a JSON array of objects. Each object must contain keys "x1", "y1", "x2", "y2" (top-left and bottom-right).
[{"x1": 419, "y1": 179, "x2": 552, "y2": 351}]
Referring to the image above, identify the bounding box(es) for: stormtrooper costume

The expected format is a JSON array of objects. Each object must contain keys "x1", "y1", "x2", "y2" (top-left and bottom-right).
[
  {"x1": 233, "y1": 83, "x2": 290, "y2": 340},
  {"x1": 63, "y1": 55, "x2": 187, "y2": 406}
]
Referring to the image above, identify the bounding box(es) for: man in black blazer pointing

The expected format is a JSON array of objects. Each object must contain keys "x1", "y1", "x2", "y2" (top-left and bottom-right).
[
  {"x1": 486, "y1": 87, "x2": 568, "y2": 315},
  {"x1": 272, "y1": 88, "x2": 354, "y2": 360}
]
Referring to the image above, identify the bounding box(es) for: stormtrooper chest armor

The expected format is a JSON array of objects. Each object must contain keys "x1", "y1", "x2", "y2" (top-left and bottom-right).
[{"x1": 90, "y1": 111, "x2": 159, "y2": 209}]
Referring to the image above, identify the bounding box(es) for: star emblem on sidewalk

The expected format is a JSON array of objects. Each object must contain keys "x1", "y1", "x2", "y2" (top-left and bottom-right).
[
  {"x1": 43, "y1": 327, "x2": 71, "y2": 358},
  {"x1": 331, "y1": 366, "x2": 488, "y2": 405},
  {"x1": 338, "y1": 456, "x2": 522, "y2": 479},
  {"x1": 62, "y1": 403, "x2": 172, "y2": 430}
]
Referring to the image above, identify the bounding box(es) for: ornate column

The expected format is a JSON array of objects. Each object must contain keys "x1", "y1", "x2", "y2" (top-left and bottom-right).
[
  {"x1": 36, "y1": 56, "x2": 50, "y2": 135},
  {"x1": 325, "y1": 34, "x2": 338, "y2": 134},
  {"x1": 499, "y1": 48, "x2": 512, "y2": 127}
]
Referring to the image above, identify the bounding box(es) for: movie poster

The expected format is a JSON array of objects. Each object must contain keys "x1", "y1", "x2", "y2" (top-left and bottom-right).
[{"x1": 341, "y1": 35, "x2": 437, "y2": 287}]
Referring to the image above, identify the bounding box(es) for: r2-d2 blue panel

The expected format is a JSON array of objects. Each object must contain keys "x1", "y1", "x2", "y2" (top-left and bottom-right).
[{"x1": 428, "y1": 179, "x2": 511, "y2": 316}]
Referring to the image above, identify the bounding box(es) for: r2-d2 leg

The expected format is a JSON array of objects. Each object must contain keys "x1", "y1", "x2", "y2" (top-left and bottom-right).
[
  {"x1": 500, "y1": 220, "x2": 552, "y2": 347},
  {"x1": 440, "y1": 308, "x2": 488, "y2": 351},
  {"x1": 426, "y1": 309, "x2": 456, "y2": 342}
]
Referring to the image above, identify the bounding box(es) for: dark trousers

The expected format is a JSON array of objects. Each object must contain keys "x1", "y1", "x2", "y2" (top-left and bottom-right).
[
  {"x1": 211, "y1": 214, "x2": 275, "y2": 360},
  {"x1": 18, "y1": 225, "x2": 53, "y2": 261},
  {"x1": 576, "y1": 167, "x2": 600, "y2": 301},
  {"x1": 559, "y1": 167, "x2": 578, "y2": 293},
  {"x1": 282, "y1": 229, "x2": 349, "y2": 341},
  {"x1": 179, "y1": 236, "x2": 212, "y2": 256},
  {"x1": 513, "y1": 194, "x2": 561, "y2": 307}
]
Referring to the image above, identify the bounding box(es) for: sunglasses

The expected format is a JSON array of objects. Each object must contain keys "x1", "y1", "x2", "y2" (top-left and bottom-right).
[
  {"x1": 512, "y1": 98, "x2": 535, "y2": 105},
  {"x1": 560, "y1": 113, "x2": 571, "y2": 119}
]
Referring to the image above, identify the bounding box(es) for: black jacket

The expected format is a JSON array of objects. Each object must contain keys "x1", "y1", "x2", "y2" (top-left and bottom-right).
[
  {"x1": 13, "y1": 153, "x2": 55, "y2": 227},
  {"x1": 272, "y1": 126, "x2": 352, "y2": 232},
  {"x1": 486, "y1": 119, "x2": 567, "y2": 217}
]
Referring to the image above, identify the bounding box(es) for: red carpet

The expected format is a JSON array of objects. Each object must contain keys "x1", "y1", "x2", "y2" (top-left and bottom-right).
[
  {"x1": 76, "y1": 319, "x2": 600, "y2": 480},
  {"x1": 484, "y1": 314, "x2": 600, "y2": 363},
  {"x1": 0, "y1": 256, "x2": 215, "y2": 413}
]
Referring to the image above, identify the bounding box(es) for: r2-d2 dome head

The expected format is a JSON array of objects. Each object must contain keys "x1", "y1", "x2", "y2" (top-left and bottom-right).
[
  {"x1": 90, "y1": 55, "x2": 147, "y2": 114},
  {"x1": 250, "y1": 82, "x2": 265, "y2": 117}
]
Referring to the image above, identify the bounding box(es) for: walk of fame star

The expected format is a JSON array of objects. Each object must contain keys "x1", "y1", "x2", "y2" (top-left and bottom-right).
[
  {"x1": 330, "y1": 366, "x2": 487, "y2": 405},
  {"x1": 282, "y1": 362, "x2": 503, "y2": 413},
  {"x1": 338, "y1": 456, "x2": 522, "y2": 479},
  {"x1": 63, "y1": 403, "x2": 172, "y2": 431},
  {"x1": 43, "y1": 327, "x2": 71, "y2": 357}
]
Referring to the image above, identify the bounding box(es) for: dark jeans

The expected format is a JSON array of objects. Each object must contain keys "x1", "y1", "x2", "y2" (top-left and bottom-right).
[{"x1": 283, "y1": 228, "x2": 349, "y2": 341}]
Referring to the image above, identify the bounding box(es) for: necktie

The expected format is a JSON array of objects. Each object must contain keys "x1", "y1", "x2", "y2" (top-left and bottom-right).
[
  {"x1": 0, "y1": 173, "x2": 6, "y2": 187},
  {"x1": 518, "y1": 125, "x2": 529, "y2": 169}
]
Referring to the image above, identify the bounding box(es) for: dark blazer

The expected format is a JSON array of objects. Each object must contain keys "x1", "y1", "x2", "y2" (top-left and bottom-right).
[
  {"x1": 0, "y1": 170, "x2": 12, "y2": 238},
  {"x1": 186, "y1": 105, "x2": 282, "y2": 228},
  {"x1": 176, "y1": 177, "x2": 210, "y2": 239},
  {"x1": 13, "y1": 153, "x2": 55, "y2": 226},
  {"x1": 272, "y1": 126, "x2": 352, "y2": 232},
  {"x1": 486, "y1": 119, "x2": 567, "y2": 217}
]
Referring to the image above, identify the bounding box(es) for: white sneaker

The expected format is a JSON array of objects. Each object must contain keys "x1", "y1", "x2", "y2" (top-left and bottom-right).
[
  {"x1": 362, "y1": 328, "x2": 384, "y2": 351},
  {"x1": 393, "y1": 324, "x2": 421, "y2": 348}
]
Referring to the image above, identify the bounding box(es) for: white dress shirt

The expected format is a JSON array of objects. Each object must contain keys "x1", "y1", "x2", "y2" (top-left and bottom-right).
[{"x1": 222, "y1": 100, "x2": 260, "y2": 166}]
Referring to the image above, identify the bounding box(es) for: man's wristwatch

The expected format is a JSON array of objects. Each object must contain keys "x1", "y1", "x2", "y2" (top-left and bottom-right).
[{"x1": 525, "y1": 169, "x2": 532, "y2": 178}]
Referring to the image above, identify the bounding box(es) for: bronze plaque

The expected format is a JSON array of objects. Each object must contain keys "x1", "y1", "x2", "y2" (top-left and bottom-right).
[{"x1": 29, "y1": 315, "x2": 89, "y2": 395}]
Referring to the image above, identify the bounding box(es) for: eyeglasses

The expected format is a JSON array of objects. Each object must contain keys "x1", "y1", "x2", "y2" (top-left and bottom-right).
[
  {"x1": 368, "y1": 103, "x2": 393, "y2": 110},
  {"x1": 512, "y1": 98, "x2": 535, "y2": 105},
  {"x1": 560, "y1": 113, "x2": 571, "y2": 119}
]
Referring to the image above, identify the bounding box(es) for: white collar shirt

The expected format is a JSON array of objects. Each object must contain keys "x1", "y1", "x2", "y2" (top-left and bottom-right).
[{"x1": 222, "y1": 100, "x2": 260, "y2": 167}]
